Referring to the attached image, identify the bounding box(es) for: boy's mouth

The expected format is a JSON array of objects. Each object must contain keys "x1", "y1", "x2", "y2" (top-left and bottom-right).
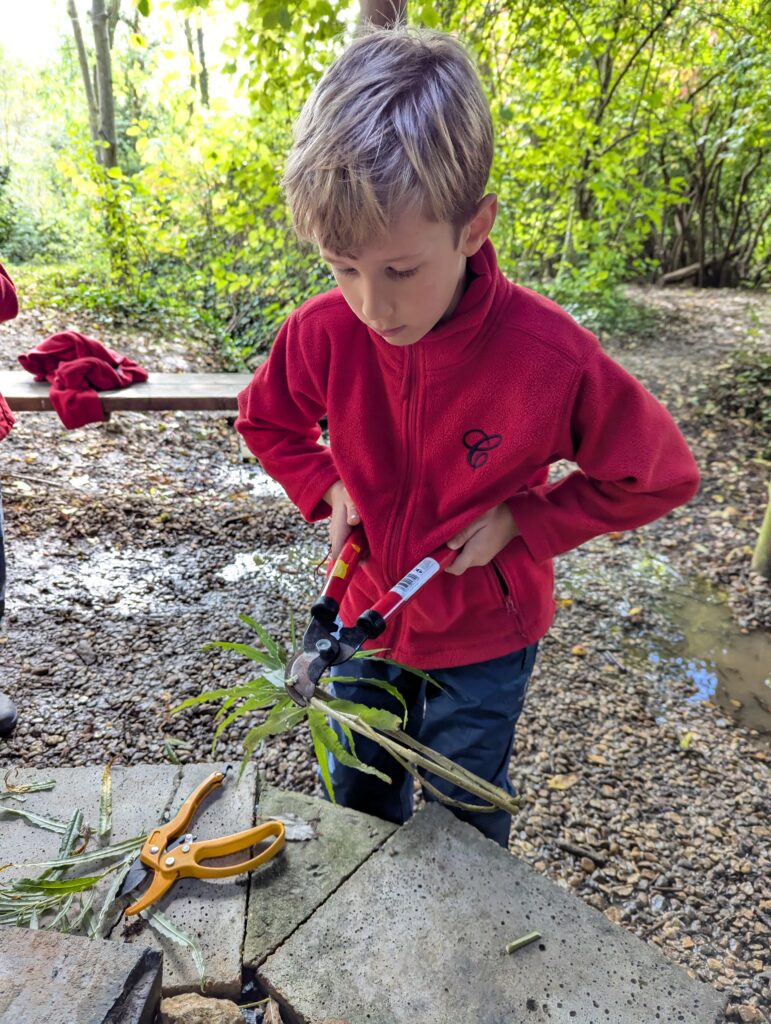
[{"x1": 378, "y1": 326, "x2": 405, "y2": 337}]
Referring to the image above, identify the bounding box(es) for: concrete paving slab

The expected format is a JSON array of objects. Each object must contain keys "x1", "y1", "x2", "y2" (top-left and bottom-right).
[
  {"x1": 244, "y1": 786, "x2": 397, "y2": 968},
  {"x1": 0, "y1": 927, "x2": 161, "y2": 1024},
  {"x1": 121, "y1": 762, "x2": 260, "y2": 998},
  {"x1": 1, "y1": 765, "x2": 178, "y2": 886},
  {"x1": 259, "y1": 803, "x2": 726, "y2": 1024},
  {"x1": 1, "y1": 764, "x2": 178, "y2": 946}
]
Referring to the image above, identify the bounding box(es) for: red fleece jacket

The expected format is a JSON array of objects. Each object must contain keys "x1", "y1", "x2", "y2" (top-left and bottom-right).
[
  {"x1": 236, "y1": 240, "x2": 700, "y2": 669},
  {"x1": 0, "y1": 263, "x2": 18, "y2": 439},
  {"x1": 19, "y1": 331, "x2": 148, "y2": 429}
]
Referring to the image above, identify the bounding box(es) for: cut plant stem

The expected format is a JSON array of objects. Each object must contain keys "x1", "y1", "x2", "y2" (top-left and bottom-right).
[
  {"x1": 310, "y1": 694, "x2": 520, "y2": 816},
  {"x1": 505, "y1": 930, "x2": 541, "y2": 954}
]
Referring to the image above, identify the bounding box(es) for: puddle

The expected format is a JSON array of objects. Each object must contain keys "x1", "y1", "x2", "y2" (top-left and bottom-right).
[
  {"x1": 558, "y1": 549, "x2": 771, "y2": 741},
  {"x1": 210, "y1": 461, "x2": 288, "y2": 499},
  {"x1": 630, "y1": 584, "x2": 771, "y2": 740}
]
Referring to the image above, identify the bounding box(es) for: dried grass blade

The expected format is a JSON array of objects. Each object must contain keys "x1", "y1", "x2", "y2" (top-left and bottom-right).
[{"x1": 99, "y1": 762, "x2": 113, "y2": 842}]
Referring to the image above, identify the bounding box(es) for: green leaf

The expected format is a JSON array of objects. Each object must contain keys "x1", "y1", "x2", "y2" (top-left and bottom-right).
[
  {"x1": 15, "y1": 875, "x2": 102, "y2": 895},
  {"x1": 136, "y1": 0, "x2": 150, "y2": 16},
  {"x1": 45, "y1": 809, "x2": 84, "y2": 882},
  {"x1": 324, "y1": 676, "x2": 408, "y2": 726},
  {"x1": 307, "y1": 709, "x2": 335, "y2": 802},
  {"x1": 307, "y1": 710, "x2": 391, "y2": 784},
  {"x1": 143, "y1": 907, "x2": 207, "y2": 990},
  {"x1": 46, "y1": 892, "x2": 74, "y2": 932},
  {"x1": 325, "y1": 699, "x2": 401, "y2": 733},
  {"x1": 238, "y1": 613, "x2": 285, "y2": 666},
  {"x1": 172, "y1": 684, "x2": 257, "y2": 714},
  {"x1": 20, "y1": 835, "x2": 145, "y2": 871},
  {"x1": 203, "y1": 640, "x2": 280, "y2": 669},
  {"x1": 94, "y1": 854, "x2": 135, "y2": 938}
]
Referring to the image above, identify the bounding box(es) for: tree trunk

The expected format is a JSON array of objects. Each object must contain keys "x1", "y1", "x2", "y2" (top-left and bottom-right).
[
  {"x1": 360, "y1": 0, "x2": 407, "y2": 27},
  {"x1": 752, "y1": 481, "x2": 771, "y2": 579},
  {"x1": 66, "y1": 0, "x2": 101, "y2": 162},
  {"x1": 197, "y1": 27, "x2": 209, "y2": 107},
  {"x1": 91, "y1": 0, "x2": 118, "y2": 169}
]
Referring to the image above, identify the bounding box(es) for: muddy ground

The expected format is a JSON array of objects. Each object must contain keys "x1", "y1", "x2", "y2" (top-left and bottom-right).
[{"x1": 0, "y1": 284, "x2": 769, "y2": 1022}]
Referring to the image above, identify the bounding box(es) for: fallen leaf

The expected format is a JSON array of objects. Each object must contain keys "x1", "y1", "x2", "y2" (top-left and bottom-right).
[
  {"x1": 557, "y1": 597, "x2": 573, "y2": 607},
  {"x1": 571, "y1": 644, "x2": 588, "y2": 656},
  {"x1": 587, "y1": 753, "x2": 608, "y2": 765},
  {"x1": 626, "y1": 606, "x2": 642, "y2": 617},
  {"x1": 547, "y1": 773, "x2": 580, "y2": 790},
  {"x1": 679, "y1": 731, "x2": 696, "y2": 750}
]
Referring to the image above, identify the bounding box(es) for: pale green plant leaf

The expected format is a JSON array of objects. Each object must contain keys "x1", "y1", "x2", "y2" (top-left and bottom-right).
[
  {"x1": 0, "y1": 806, "x2": 70, "y2": 833},
  {"x1": 322, "y1": 675, "x2": 408, "y2": 725},
  {"x1": 143, "y1": 907, "x2": 207, "y2": 990},
  {"x1": 307, "y1": 709, "x2": 391, "y2": 785},
  {"x1": 239, "y1": 612, "x2": 285, "y2": 665},
  {"x1": 202, "y1": 641, "x2": 279, "y2": 668},
  {"x1": 325, "y1": 698, "x2": 401, "y2": 733},
  {"x1": 94, "y1": 854, "x2": 135, "y2": 938},
  {"x1": 307, "y1": 709, "x2": 335, "y2": 802}
]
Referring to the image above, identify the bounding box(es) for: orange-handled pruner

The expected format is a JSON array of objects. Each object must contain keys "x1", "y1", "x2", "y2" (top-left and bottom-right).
[{"x1": 121, "y1": 768, "x2": 285, "y2": 916}]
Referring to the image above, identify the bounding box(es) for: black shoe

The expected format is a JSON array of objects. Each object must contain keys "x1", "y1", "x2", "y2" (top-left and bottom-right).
[{"x1": 0, "y1": 693, "x2": 17, "y2": 736}]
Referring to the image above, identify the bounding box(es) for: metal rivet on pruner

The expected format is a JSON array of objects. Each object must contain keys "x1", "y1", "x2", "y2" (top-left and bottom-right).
[{"x1": 165, "y1": 856, "x2": 175, "y2": 866}]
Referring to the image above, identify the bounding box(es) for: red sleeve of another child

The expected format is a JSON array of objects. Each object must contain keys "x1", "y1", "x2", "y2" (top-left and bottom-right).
[{"x1": 0, "y1": 263, "x2": 19, "y2": 323}]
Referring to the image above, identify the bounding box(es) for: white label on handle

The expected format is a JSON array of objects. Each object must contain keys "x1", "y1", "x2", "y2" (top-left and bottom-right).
[{"x1": 391, "y1": 557, "x2": 441, "y2": 600}]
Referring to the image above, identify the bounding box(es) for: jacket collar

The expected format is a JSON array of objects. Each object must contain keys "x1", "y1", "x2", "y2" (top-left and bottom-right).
[{"x1": 365, "y1": 239, "x2": 506, "y2": 371}]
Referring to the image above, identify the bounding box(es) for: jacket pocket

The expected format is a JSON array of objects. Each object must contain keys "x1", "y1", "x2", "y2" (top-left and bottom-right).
[{"x1": 489, "y1": 559, "x2": 521, "y2": 624}]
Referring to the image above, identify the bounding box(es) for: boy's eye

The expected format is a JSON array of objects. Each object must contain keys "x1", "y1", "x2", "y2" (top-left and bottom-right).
[{"x1": 331, "y1": 266, "x2": 418, "y2": 279}]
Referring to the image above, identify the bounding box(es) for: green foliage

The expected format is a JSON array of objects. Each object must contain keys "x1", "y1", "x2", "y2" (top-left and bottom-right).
[{"x1": 2, "y1": 1, "x2": 769, "y2": 359}]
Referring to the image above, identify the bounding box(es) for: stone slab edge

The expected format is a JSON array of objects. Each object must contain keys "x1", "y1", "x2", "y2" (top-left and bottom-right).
[
  {"x1": 259, "y1": 803, "x2": 727, "y2": 1024},
  {"x1": 0, "y1": 927, "x2": 162, "y2": 1024},
  {"x1": 243, "y1": 786, "x2": 397, "y2": 970}
]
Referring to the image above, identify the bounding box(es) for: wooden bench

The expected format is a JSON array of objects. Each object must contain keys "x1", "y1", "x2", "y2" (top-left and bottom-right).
[{"x1": 0, "y1": 370, "x2": 253, "y2": 414}]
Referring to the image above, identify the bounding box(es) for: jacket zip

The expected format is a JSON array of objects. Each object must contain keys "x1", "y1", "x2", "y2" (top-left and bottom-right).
[{"x1": 387, "y1": 347, "x2": 416, "y2": 582}]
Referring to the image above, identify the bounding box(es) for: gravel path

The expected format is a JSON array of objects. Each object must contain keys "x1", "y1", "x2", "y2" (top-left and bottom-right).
[{"x1": 0, "y1": 285, "x2": 769, "y2": 1022}]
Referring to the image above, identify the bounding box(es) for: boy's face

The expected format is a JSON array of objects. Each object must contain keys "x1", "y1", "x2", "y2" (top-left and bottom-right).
[{"x1": 319, "y1": 199, "x2": 496, "y2": 347}]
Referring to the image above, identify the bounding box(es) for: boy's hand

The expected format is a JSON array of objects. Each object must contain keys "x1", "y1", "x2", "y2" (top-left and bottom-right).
[
  {"x1": 444, "y1": 504, "x2": 520, "y2": 575},
  {"x1": 323, "y1": 480, "x2": 360, "y2": 562}
]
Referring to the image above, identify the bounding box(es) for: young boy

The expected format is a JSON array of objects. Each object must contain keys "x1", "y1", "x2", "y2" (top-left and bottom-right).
[{"x1": 235, "y1": 26, "x2": 700, "y2": 847}]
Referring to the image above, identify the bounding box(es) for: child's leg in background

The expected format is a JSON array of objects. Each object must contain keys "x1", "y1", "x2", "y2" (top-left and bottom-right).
[
  {"x1": 327, "y1": 660, "x2": 426, "y2": 824},
  {"x1": 418, "y1": 642, "x2": 538, "y2": 848}
]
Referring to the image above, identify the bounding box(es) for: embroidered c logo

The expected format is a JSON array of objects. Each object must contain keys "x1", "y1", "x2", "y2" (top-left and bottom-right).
[{"x1": 463, "y1": 429, "x2": 502, "y2": 469}]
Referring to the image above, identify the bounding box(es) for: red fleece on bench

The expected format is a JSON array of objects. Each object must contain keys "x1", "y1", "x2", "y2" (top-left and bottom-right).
[{"x1": 18, "y1": 331, "x2": 148, "y2": 429}]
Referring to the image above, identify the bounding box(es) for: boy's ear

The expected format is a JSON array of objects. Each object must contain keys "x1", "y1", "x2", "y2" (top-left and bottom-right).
[{"x1": 460, "y1": 193, "x2": 497, "y2": 256}]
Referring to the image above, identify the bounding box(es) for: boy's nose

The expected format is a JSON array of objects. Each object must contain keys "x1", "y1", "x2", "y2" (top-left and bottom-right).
[{"x1": 360, "y1": 286, "x2": 394, "y2": 326}]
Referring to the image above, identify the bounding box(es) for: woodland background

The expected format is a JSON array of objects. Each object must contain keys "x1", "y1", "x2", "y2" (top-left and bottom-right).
[{"x1": 1, "y1": 0, "x2": 769, "y2": 369}]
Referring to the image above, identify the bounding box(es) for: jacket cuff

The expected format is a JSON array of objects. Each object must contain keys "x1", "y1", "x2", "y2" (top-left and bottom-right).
[
  {"x1": 505, "y1": 491, "x2": 555, "y2": 565},
  {"x1": 295, "y1": 467, "x2": 341, "y2": 524}
]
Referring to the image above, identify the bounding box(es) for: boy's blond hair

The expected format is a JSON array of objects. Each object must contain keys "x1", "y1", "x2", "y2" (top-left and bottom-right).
[{"x1": 282, "y1": 24, "x2": 493, "y2": 255}]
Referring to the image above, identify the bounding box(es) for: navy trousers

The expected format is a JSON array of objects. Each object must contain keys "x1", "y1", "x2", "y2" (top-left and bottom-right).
[{"x1": 326, "y1": 642, "x2": 538, "y2": 847}]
